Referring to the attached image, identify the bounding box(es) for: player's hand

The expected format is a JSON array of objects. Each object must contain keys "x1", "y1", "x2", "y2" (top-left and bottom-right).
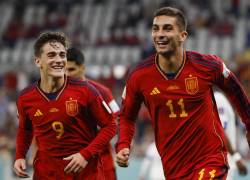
[
  {"x1": 246, "y1": 131, "x2": 250, "y2": 148},
  {"x1": 63, "y1": 153, "x2": 88, "y2": 174},
  {"x1": 13, "y1": 158, "x2": 30, "y2": 178},
  {"x1": 236, "y1": 160, "x2": 248, "y2": 176},
  {"x1": 116, "y1": 148, "x2": 130, "y2": 167}
]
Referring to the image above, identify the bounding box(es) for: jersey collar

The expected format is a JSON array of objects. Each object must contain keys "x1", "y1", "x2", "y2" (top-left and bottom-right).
[
  {"x1": 36, "y1": 75, "x2": 67, "y2": 101},
  {"x1": 155, "y1": 49, "x2": 186, "y2": 80}
]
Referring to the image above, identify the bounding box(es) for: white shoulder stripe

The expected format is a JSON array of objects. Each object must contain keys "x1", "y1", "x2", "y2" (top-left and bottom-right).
[
  {"x1": 102, "y1": 100, "x2": 112, "y2": 114},
  {"x1": 222, "y1": 63, "x2": 230, "y2": 78},
  {"x1": 122, "y1": 86, "x2": 126, "y2": 99}
]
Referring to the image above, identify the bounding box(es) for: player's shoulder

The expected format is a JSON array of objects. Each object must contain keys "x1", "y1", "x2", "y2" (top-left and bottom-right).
[
  {"x1": 67, "y1": 76, "x2": 88, "y2": 87},
  {"x1": 128, "y1": 53, "x2": 156, "y2": 79},
  {"x1": 88, "y1": 80, "x2": 110, "y2": 93},
  {"x1": 67, "y1": 77, "x2": 100, "y2": 96},
  {"x1": 18, "y1": 83, "x2": 37, "y2": 98},
  {"x1": 186, "y1": 50, "x2": 223, "y2": 70}
]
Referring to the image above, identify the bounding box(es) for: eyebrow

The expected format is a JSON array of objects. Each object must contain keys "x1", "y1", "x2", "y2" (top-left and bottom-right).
[{"x1": 47, "y1": 51, "x2": 66, "y2": 55}]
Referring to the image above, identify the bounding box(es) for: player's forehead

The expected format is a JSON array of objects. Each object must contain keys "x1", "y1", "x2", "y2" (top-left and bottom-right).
[
  {"x1": 42, "y1": 41, "x2": 66, "y2": 54},
  {"x1": 152, "y1": 15, "x2": 177, "y2": 27}
]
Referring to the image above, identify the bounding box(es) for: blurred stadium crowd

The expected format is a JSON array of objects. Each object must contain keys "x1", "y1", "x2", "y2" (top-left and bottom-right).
[{"x1": 0, "y1": 0, "x2": 250, "y2": 179}]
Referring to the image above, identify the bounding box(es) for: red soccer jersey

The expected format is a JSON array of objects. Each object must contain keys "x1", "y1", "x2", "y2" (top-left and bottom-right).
[
  {"x1": 89, "y1": 80, "x2": 120, "y2": 116},
  {"x1": 117, "y1": 51, "x2": 250, "y2": 179},
  {"x1": 89, "y1": 80, "x2": 119, "y2": 179},
  {"x1": 16, "y1": 77, "x2": 116, "y2": 162}
]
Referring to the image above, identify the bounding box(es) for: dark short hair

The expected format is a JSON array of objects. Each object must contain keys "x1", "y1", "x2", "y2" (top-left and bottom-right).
[
  {"x1": 67, "y1": 47, "x2": 84, "y2": 65},
  {"x1": 34, "y1": 31, "x2": 68, "y2": 57},
  {"x1": 154, "y1": 7, "x2": 187, "y2": 31}
]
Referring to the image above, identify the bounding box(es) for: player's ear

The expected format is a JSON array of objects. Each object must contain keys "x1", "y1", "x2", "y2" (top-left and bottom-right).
[
  {"x1": 179, "y1": 31, "x2": 188, "y2": 42},
  {"x1": 34, "y1": 57, "x2": 41, "y2": 68}
]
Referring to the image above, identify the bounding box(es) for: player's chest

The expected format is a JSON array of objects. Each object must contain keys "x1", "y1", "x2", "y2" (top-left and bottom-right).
[
  {"x1": 141, "y1": 71, "x2": 211, "y2": 103},
  {"x1": 25, "y1": 94, "x2": 86, "y2": 124}
]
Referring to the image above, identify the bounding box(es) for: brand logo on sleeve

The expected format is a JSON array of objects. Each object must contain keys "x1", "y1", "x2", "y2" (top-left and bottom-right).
[
  {"x1": 65, "y1": 99, "x2": 78, "y2": 116},
  {"x1": 185, "y1": 75, "x2": 199, "y2": 95},
  {"x1": 34, "y1": 109, "x2": 43, "y2": 117},
  {"x1": 150, "y1": 87, "x2": 161, "y2": 95}
]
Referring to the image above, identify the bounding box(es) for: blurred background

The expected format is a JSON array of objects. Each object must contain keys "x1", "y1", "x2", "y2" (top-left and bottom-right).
[{"x1": 0, "y1": 0, "x2": 250, "y2": 179}]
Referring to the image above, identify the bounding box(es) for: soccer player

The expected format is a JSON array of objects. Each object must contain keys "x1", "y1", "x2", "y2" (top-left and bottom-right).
[
  {"x1": 66, "y1": 47, "x2": 119, "y2": 180},
  {"x1": 214, "y1": 90, "x2": 248, "y2": 179},
  {"x1": 13, "y1": 32, "x2": 116, "y2": 179},
  {"x1": 116, "y1": 7, "x2": 250, "y2": 179}
]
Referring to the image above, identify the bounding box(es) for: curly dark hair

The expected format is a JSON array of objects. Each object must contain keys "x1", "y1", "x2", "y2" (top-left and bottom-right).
[{"x1": 34, "y1": 31, "x2": 69, "y2": 57}]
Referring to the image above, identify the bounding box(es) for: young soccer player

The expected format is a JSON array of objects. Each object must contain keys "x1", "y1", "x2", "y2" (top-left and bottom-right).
[
  {"x1": 116, "y1": 7, "x2": 250, "y2": 179},
  {"x1": 13, "y1": 32, "x2": 116, "y2": 179}
]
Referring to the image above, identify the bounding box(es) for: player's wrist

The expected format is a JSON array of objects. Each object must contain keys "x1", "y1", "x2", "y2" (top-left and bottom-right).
[{"x1": 232, "y1": 152, "x2": 242, "y2": 162}]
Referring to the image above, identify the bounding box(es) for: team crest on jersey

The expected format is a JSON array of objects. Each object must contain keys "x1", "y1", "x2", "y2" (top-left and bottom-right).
[
  {"x1": 185, "y1": 76, "x2": 199, "y2": 95},
  {"x1": 65, "y1": 99, "x2": 78, "y2": 116}
]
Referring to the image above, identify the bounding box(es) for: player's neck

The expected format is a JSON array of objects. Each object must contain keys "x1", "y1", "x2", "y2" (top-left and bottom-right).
[
  {"x1": 158, "y1": 48, "x2": 184, "y2": 74},
  {"x1": 40, "y1": 75, "x2": 65, "y2": 93},
  {"x1": 81, "y1": 75, "x2": 86, "y2": 81}
]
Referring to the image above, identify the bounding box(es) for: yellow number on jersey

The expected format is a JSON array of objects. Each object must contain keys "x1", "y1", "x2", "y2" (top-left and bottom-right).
[
  {"x1": 198, "y1": 168, "x2": 216, "y2": 180},
  {"x1": 52, "y1": 121, "x2": 64, "y2": 139},
  {"x1": 209, "y1": 169, "x2": 216, "y2": 180},
  {"x1": 166, "y1": 98, "x2": 188, "y2": 118},
  {"x1": 166, "y1": 100, "x2": 177, "y2": 118},
  {"x1": 198, "y1": 168, "x2": 205, "y2": 180}
]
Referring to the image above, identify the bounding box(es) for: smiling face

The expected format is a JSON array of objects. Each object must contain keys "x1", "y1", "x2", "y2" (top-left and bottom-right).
[
  {"x1": 35, "y1": 42, "x2": 67, "y2": 78},
  {"x1": 151, "y1": 15, "x2": 187, "y2": 56}
]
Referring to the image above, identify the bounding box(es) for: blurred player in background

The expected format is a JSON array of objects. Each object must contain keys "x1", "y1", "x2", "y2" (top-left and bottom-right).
[
  {"x1": 139, "y1": 141, "x2": 165, "y2": 180},
  {"x1": 66, "y1": 47, "x2": 120, "y2": 180},
  {"x1": 214, "y1": 90, "x2": 248, "y2": 180},
  {"x1": 116, "y1": 7, "x2": 250, "y2": 179},
  {"x1": 13, "y1": 32, "x2": 116, "y2": 179}
]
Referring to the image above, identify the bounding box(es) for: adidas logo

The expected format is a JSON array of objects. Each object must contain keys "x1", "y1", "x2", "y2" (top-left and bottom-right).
[
  {"x1": 34, "y1": 109, "x2": 43, "y2": 117},
  {"x1": 150, "y1": 87, "x2": 160, "y2": 95}
]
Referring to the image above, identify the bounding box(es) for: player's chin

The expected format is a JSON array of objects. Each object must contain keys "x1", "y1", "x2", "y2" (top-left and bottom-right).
[
  {"x1": 49, "y1": 71, "x2": 65, "y2": 78},
  {"x1": 157, "y1": 49, "x2": 172, "y2": 56}
]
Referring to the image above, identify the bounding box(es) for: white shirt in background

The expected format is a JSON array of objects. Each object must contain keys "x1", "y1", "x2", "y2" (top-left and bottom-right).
[
  {"x1": 214, "y1": 91, "x2": 236, "y2": 180},
  {"x1": 139, "y1": 142, "x2": 165, "y2": 180}
]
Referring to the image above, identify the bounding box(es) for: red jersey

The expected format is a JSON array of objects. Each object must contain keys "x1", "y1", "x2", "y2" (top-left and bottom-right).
[
  {"x1": 89, "y1": 80, "x2": 120, "y2": 115},
  {"x1": 117, "y1": 51, "x2": 250, "y2": 179},
  {"x1": 16, "y1": 77, "x2": 116, "y2": 162},
  {"x1": 89, "y1": 79, "x2": 119, "y2": 179}
]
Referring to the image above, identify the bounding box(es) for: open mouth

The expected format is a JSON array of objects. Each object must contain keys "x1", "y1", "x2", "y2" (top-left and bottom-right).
[
  {"x1": 156, "y1": 40, "x2": 169, "y2": 48},
  {"x1": 51, "y1": 65, "x2": 64, "y2": 71}
]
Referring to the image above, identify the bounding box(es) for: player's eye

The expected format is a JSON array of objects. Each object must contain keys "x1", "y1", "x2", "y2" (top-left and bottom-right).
[
  {"x1": 47, "y1": 52, "x2": 56, "y2": 58},
  {"x1": 163, "y1": 25, "x2": 173, "y2": 31},
  {"x1": 67, "y1": 68, "x2": 76, "y2": 72},
  {"x1": 60, "y1": 52, "x2": 66, "y2": 58},
  {"x1": 152, "y1": 25, "x2": 158, "y2": 31}
]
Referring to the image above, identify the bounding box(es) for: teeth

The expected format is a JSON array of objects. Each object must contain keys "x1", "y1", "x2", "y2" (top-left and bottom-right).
[
  {"x1": 52, "y1": 66, "x2": 63, "y2": 69},
  {"x1": 157, "y1": 41, "x2": 167, "y2": 44}
]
